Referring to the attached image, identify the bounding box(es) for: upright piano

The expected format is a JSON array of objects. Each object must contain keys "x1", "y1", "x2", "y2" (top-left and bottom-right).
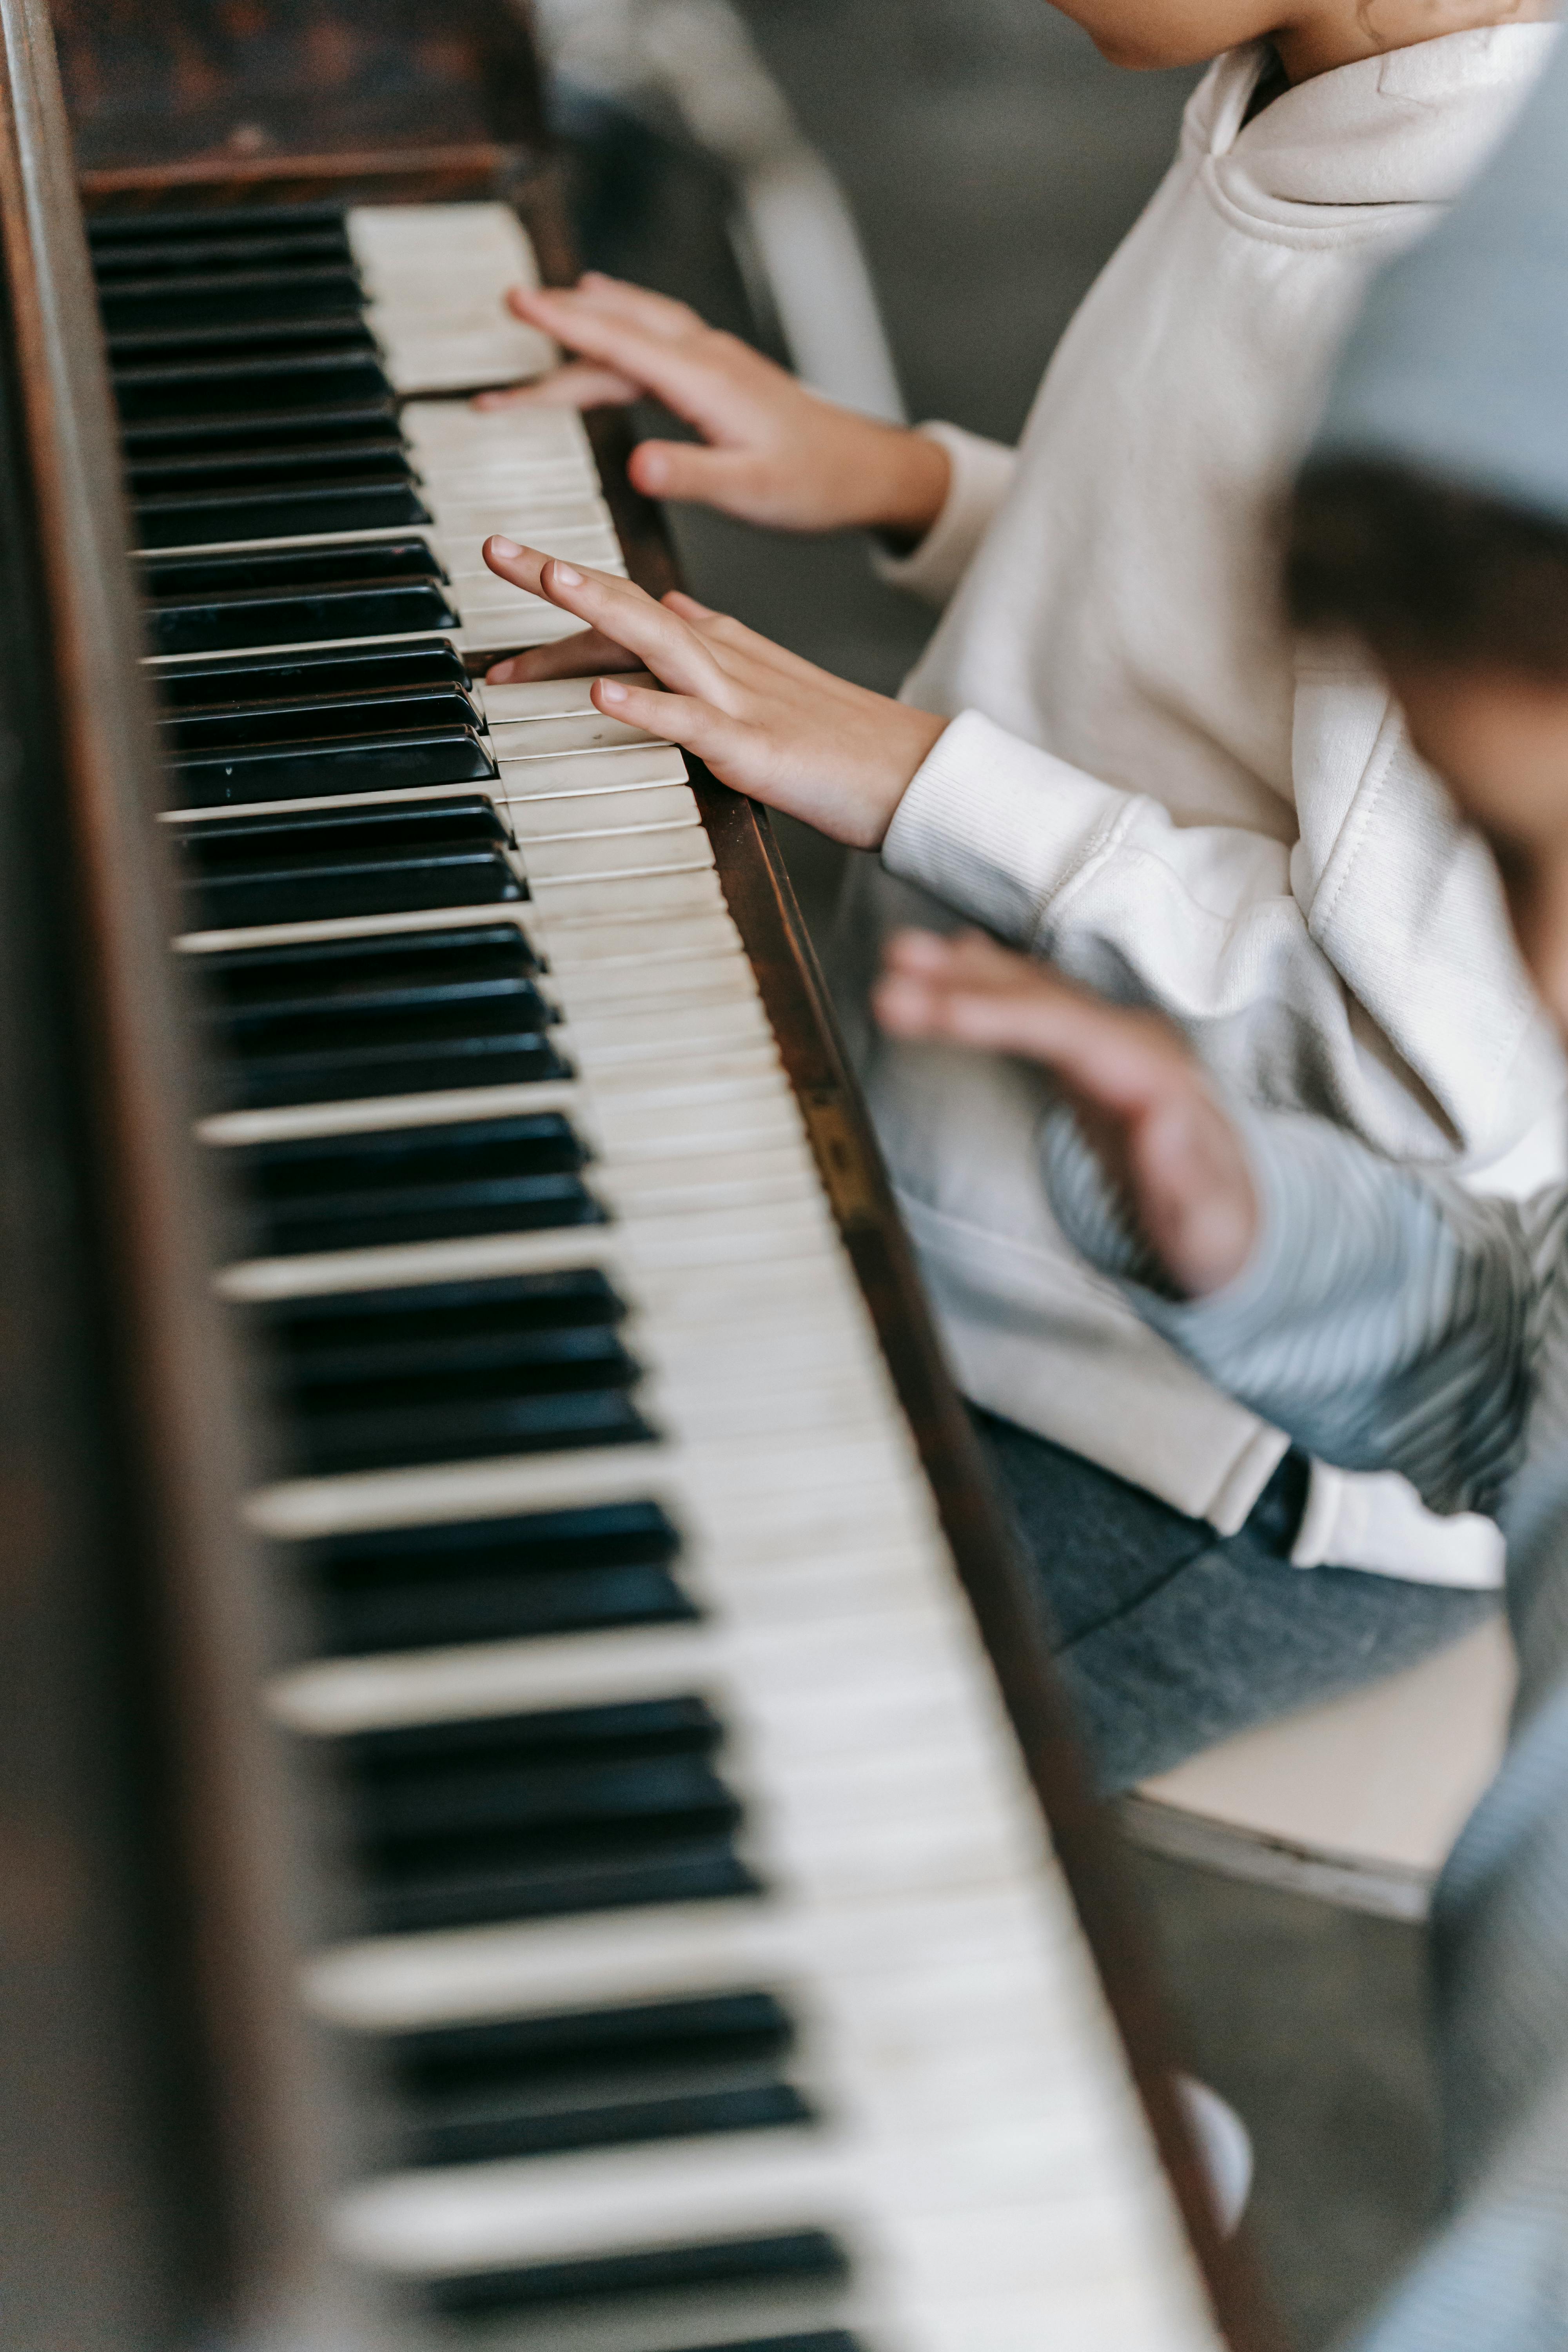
[{"x1": 0, "y1": 3, "x2": 1280, "y2": 2346}]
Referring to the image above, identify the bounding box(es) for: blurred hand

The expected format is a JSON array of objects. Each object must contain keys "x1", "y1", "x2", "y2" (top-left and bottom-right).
[
  {"x1": 482, "y1": 538, "x2": 946, "y2": 849},
  {"x1": 873, "y1": 930, "x2": 1259, "y2": 1299},
  {"x1": 475, "y1": 273, "x2": 949, "y2": 540}
]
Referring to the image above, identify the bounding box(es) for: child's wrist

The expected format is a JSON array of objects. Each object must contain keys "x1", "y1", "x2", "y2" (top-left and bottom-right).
[{"x1": 860, "y1": 426, "x2": 951, "y2": 548}]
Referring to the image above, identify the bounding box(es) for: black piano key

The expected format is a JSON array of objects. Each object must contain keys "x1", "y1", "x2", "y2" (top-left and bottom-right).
[
  {"x1": 199, "y1": 919, "x2": 541, "y2": 997},
  {"x1": 88, "y1": 201, "x2": 351, "y2": 272},
  {"x1": 288, "y1": 1385, "x2": 650, "y2": 1475},
  {"x1": 363, "y1": 1748, "x2": 736, "y2": 1848},
  {"x1": 389, "y1": 1999, "x2": 793, "y2": 2145},
  {"x1": 259, "y1": 1267, "x2": 625, "y2": 1374},
  {"x1": 391, "y1": 1990, "x2": 792, "y2": 2096},
  {"x1": 348, "y1": 1695, "x2": 722, "y2": 1773},
  {"x1": 201, "y1": 926, "x2": 565, "y2": 1107},
  {"x1": 405, "y1": 2081, "x2": 810, "y2": 2169},
  {"x1": 345, "y1": 1699, "x2": 751, "y2": 1933},
  {"x1": 99, "y1": 265, "x2": 366, "y2": 335},
  {"x1": 294, "y1": 1499, "x2": 690, "y2": 1655},
  {"x1": 142, "y1": 537, "x2": 459, "y2": 657},
  {"x1": 92, "y1": 229, "x2": 356, "y2": 279},
  {"x1": 211, "y1": 1027, "x2": 571, "y2": 1111},
  {"x1": 136, "y1": 479, "x2": 432, "y2": 550},
  {"x1": 148, "y1": 581, "x2": 461, "y2": 658},
  {"x1": 121, "y1": 399, "x2": 402, "y2": 457},
  {"x1": 653, "y1": 2340, "x2": 860, "y2": 2352},
  {"x1": 166, "y1": 685, "x2": 483, "y2": 753},
  {"x1": 174, "y1": 797, "x2": 523, "y2": 931},
  {"x1": 422, "y1": 2235, "x2": 849, "y2": 2319},
  {"x1": 108, "y1": 318, "x2": 377, "y2": 368},
  {"x1": 367, "y1": 1837, "x2": 752, "y2": 1934},
  {"x1": 143, "y1": 537, "x2": 449, "y2": 596},
  {"x1": 254, "y1": 1269, "x2": 650, "y2": 1472},
  {"x1": 229, "y1": 1109, "x2": 595, "y2": 1254},
  {"x1": 113, "y1": 346, "x2": 393, "y2": 422},
  {"x1": 154, "y1": 637, "x2": 472, "y2": 710},
  {"x1": 169, "y1": 721, "x2": 495, "y2": 807},
  {"x1": 128, "y1": 436, "x2": 413, "y2": 497},
  {"x1": 256, "y1": 1167, "x2": 596, "y2": 1255},
  {"x1": 199, "y1": 921, "x2": 543, "y2": 1006}
]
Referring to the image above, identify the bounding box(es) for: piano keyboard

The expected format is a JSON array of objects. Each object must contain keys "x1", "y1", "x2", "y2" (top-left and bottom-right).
[
  {"x1": 102, "y1": 198, "x2": 1220, "y2": 2350},
  {"x1": 93, "y1": 201, "x2": 589, "y2": 659}
]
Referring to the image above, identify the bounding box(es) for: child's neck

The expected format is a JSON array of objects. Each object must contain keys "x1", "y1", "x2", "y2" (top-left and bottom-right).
[{"x1": 1273, "y1": 0, "x2": 1555, "y2": 83}]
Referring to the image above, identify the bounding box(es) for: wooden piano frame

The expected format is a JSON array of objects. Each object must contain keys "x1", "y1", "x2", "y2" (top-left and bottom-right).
[{"x1": 0, "y1": 1, "x2": 1283, "y2": 2343}]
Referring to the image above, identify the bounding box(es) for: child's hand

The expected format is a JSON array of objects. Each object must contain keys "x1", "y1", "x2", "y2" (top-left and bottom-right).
[
  {"x1": 873, "y1": 930, "x2": 1259, "y2": 1299},
  {"x1": 475, "y1": 274, "x2": 949, "y2": 541},
  {"x1": 483, "y1": 539, "x2": 946, "y2": 848}
]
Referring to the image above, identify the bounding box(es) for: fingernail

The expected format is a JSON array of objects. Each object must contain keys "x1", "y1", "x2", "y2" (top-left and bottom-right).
[
  {"x1": 637, "y1": 448, "x2": 667, "y2": 489},
  {"x1": 488, "y1": 661, "x2": 515, "y2": 683},
  {"x1": 598, "y1": 677, "x2": 628, "y2": 703},
  {"x1": 489, "y1": 535, "x2": 521, "y2": 559},
  {"x1": 550, "y1": 561, "x2": 583, "y2": 586}
]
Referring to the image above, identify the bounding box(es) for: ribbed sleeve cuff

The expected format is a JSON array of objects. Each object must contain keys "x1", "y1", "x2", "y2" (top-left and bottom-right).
[
  {"x1": 1128, "y1": 1107, "x2": 1357, "y2": 1361},
  {"x1": 1042, "y1": 1097, "x2": 1362, "y2": 1363},
  {"x1": 870, "y1": 422, "x2": 1018, "y2": 608},
  {"x1": 880, "y1": 708, "x2": 1135, "y2": 944}
]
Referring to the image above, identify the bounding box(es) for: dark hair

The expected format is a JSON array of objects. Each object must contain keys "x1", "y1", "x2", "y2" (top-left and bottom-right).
[{"x1": 1287, "y1": 459, "x2": 1568, "y2": 676}]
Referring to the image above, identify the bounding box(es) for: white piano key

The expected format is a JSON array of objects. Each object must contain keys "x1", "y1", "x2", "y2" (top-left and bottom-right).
[
  {"x1": 441, "y1": 529, "x2": 623, "y2": 578},
  {"x1": 479, "y1": 674, "x2": 659, "y2": 725},
  {"x1": 269, "y1": 1591, "x2": 995, "y2": 1735},
  {"x1": 216, "y1": 1190, "x2": 848, "y2": 1306},
  {"x1": 175, "y1": 902, "x2": 542, "y2": 955},
  {"x1": 376, "y1": 324, "x2": 557, "y2": 395},
  {"x1": 245, "y1": 1417, "x2": 919, "y2": 1541},
  {"x1": 594, "y1": 1153, "x2": 817, "y2": 1219},
  {"x1": 485, "y1": 717, "x2": 660, "y2": 762},
  {"x1": 440, "y1": 506, "x2": 621, "y2": 549},
  {"x1": 348, "y1": 202, "x2": 535, "y2": 281},
  {"x1": 548, "y1": 955, "x2": 759, "y2": 1014},
  {"x1": 521, "y1": 827, "x2": 714, "y2": 884},
  {"x1": 508, "y1": 787, "x2": 699, "y2": 837},
  {"x1": 560, "y1": 996, "x2": 771, "y2": 1067},
  {"x1": 328, "y1": 2118, "x2": 1161, "y2": 2286},
  {"x1": 489, "y1": 717, "x2": 668, "y2": 761},
  {"x1": 199, "y1": 1079, "x2": 581, "y2": 1150},
  {"x1": 303, "y1": 1877, "x2": 1088, "y2": 2033},
  {"x1": 400, "y1": 399, "x2": 592, "y2": 460},
  {"x1": 525, "y1": 869, "x2": 727, "y2": 923},
  {"x1": 501, "y1": 748, "x2": 691, "y2": 795},
  {"x1": 454, "y1": 608, "x2": 596, "y2": 657}
]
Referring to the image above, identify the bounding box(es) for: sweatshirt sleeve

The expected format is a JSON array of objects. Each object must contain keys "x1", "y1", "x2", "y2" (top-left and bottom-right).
[
  {"x1": 1040, "y1": 1098, "x2": 1557, "y2": 1523},
  {"x1": 869, "y1": 423, "x2": 1018, "y2": 609},
  {"x1": 882, "y1": 702, "x2": 1563, "y2": 1169}
]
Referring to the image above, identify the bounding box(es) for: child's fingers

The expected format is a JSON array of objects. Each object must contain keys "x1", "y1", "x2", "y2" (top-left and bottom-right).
[
  {"x1": 474, "y1": 359, "x2": 642, "y2": 412},
  {"x1": 628, "y1": 441, "x2": 769, "y2": 510},
  {"x1": 569, "y1": 273, "x2": 706, "y2": 337},
  {"x1": 875, "y1": 947, "x2": 1193, "y2": 1112},
  {"x1": 666, "y1": 597, "x2": 864, "y2": 693},
  {"x1": 592, "y1": 675, "x2": 748, "y2": 768},
  {"x1": 483, "y1": 540, "x2": 726, "y2": 701},
  {"x1": 486, "y1": 628, "x2": 641, "y2": 685},
  {"x1": 495, "y1": 293, "x2": 734, "y2": 425}
]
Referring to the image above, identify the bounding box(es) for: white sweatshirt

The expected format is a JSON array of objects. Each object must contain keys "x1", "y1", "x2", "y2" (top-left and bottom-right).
[{"x1": 834, "y1": 27, "x2": 1566, "y2": 1588}]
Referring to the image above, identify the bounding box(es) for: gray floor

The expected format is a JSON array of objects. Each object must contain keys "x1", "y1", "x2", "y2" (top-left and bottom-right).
[{"x1": 562, "y1": 7, "x2": 1446, "y2": 2341}]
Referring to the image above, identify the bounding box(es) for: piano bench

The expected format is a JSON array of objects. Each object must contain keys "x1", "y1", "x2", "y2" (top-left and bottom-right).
[{"x1": 1119, "y1": 1616, "x2": 1515, "y2": 1919}]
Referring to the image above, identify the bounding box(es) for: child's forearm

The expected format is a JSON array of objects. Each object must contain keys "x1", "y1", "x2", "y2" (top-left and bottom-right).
[{"x1": 1049, "y1": 1100, "x2": 1543, "y2": 1523}]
